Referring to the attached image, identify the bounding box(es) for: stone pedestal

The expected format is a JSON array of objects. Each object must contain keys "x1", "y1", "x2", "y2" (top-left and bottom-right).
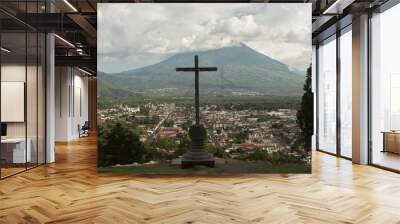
[{"x1": 181, "y1": 124, "x2": 215, "y2": 168}]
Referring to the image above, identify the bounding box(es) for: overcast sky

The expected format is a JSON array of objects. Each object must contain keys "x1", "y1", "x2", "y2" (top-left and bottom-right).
[{"x1": 98, "y1": 3, "x2": 311, "y2": 73}]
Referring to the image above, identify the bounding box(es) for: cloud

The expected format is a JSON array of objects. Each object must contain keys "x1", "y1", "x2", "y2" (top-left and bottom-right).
[
  {"x1": 98, "y1": 3, "x2": 311, "y2": 73},
  {"x1": 210, "y1": 15, "x2": 261, "y2": 38}
]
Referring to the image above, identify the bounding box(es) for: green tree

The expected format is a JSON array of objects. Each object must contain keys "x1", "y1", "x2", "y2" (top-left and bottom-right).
[
  {"x1": 98, "y1": 121, "x2": 147, "y2": 166},
  {"x1": 158, "y1": 137, "x2": 176, "y2": 151},
  {"x1": 175, "y1": 133, "x2": 191, "y2": 156},
  {"x1": 140, "y1": 106, "x2": 150, "y2": 115},
  {"x1": 205, "y1": 144, "x2": 224, "y2": 158},
  {"x1": 182, "y1": 120, "x2": 193, "y2": 131},
  {"x1": 294, "y1": 65, "x2": 313, "y2": 152},
  {"x1": 247, "y1": 149, "x2": 269, "y2": 161},
  {"x1": 232, "y1": 130, "x2": 248, "y2": 144}
]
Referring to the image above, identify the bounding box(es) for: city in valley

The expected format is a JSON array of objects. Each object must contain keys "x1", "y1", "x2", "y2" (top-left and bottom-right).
[{"x1": 98, "y1": 102, "x2": 311, "y2": 171}]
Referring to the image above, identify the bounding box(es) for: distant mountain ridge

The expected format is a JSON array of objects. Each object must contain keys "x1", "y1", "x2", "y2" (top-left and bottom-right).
[{"x1": 99, "y1": 43, "x2": 306, "y2": 101}]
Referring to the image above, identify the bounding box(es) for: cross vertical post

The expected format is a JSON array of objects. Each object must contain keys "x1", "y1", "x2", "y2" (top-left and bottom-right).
[
  {"x1": 194, "y1": 55, "x2": 199, "y2": 125},
  {"x1": 175, "y1": 55, "x2": 218, "y2": 168}
]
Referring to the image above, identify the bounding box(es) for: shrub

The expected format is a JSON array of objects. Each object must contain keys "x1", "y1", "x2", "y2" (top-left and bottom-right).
[{"x1": 98, "y1": 121, "x2": 147, "y2": 167}]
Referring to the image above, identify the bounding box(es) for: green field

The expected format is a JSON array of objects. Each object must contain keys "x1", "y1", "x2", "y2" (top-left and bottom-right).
[{"x1": 98, "y1": 92, "x2": 301, "y2": 111}]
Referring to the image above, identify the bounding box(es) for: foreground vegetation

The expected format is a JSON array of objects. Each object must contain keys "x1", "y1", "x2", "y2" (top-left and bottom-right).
[{"x1": 98, "y1": 162, "x2": 311, "y2": 175}]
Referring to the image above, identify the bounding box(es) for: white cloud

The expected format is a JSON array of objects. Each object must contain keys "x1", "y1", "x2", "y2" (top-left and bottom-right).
[
  {"x1": 98, "y1": 3, "x2": 311, "y2": 73},
  {"x1": 211, "y1": 15, "x2": 261, "y2": 38}
]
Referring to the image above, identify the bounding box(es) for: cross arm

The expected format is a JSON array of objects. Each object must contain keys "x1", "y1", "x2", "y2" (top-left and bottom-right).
[
  {"x1": 176, "y1": 67, "x2": 218, "y2": 72},
  {"x1": 198, "y1": 67, "x2": 217, "y2": 72},
  {"x1": 176, "y1": 67, "x2": 196, "y2": 72}
]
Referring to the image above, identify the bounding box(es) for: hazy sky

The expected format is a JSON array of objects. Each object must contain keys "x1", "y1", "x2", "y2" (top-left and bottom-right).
[{"x1": 98, "y1": 4, "x2": 311, "y2": 73}]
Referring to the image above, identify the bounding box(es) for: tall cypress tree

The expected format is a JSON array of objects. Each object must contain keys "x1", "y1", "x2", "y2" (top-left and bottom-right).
[{"x1": 295, "y1": 65, "x2": 313, "y2": 152}]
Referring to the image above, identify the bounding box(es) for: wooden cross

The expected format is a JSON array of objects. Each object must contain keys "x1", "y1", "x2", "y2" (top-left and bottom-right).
[{"x1": 176, "y1": 55, "x2": 217, "y2": 125}]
